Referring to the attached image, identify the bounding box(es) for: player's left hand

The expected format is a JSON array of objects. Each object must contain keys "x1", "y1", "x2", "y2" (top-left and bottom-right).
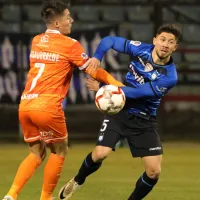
[
  {"x1": 85, "y1": 57, "x2": 101, "y2": 75},
  {"x1": 86, "y1": 78, "x2": 100, "y2": 91}
]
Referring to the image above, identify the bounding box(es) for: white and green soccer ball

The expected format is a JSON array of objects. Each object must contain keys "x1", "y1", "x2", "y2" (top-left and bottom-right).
[{"x1": 95, "y1": 85, "x2": 126, "y2": 115}]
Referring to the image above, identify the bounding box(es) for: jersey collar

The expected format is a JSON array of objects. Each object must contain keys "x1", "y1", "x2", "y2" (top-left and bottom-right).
[{"x1": 46, "y1": 29, "x2": 61, "y2": 34}]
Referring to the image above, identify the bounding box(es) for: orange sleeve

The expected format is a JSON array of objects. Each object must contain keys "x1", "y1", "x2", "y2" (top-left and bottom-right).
[
  {"x1": 86, "y1": 68, "x2": 125, "y2": 87},
  {"x1": 67, "y1": 40, "x2": 89, "y2": 69}
]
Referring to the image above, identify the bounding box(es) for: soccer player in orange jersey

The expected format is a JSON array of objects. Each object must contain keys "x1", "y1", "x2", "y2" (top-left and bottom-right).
[{"x1": 2, "y1": 1, "x2": 123, "y2": 200}]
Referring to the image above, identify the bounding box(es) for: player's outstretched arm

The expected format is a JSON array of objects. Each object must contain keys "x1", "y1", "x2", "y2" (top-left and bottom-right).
[
  {"x1": 120, "y1": 83, "x2": 157, "y2": 99},
  {"x1": 93, "y1": 36, "x2": 127, "y2": 61},
  {"x1": 85, "y1": 66, "x2": 124, "y2": 87},
  {"x1": 68, "y1": 38, "x2": 124, "y2": 87},
  {"x1": 120, "y1": 78, "x2": 177, "y2": 99}
]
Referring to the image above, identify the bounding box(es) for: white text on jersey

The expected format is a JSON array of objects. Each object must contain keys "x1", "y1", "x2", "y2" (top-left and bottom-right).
[
  {"x1": 129, "y1": 64, "x2": 145, "y2": 84},
  {"x1": 30, "y1": 51, "x2": 59, "y2": 62},
  {"x1": 21, "y1": 94, "x2": 38, "y2": 100}
]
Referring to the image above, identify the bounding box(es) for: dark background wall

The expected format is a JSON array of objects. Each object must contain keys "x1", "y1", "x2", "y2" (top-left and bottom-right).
[{"x1": 0, "y1": 0, "x2": 200, "y2": 141}]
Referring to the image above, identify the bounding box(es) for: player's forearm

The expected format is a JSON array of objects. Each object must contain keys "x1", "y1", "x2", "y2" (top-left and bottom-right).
[
  {"x1": 94, "y1": 36, "x2": 126, "y2": 61},
  {"x1": 89, "y1": 68, "x2": 125, "y2": 87},
  {"x1": 120, "y1": 83, "x2": 157, "y2": 99}
]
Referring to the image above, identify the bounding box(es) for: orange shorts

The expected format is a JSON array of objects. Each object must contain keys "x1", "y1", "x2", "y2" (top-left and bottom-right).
[{"x1": 19, "y1": 110, "x2": 68, "y2": 143}]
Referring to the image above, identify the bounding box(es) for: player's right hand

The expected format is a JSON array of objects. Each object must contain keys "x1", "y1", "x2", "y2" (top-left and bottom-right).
[
  {"x1": 85, "y1": 78, "x2": 100, "y2": 91},
  {"x1": 85, "y1": 57, "x2": 101, "y2": 75}
]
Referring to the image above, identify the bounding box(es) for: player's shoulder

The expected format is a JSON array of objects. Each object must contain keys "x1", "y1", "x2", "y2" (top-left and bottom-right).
[
  {"x1": 129, "y1": 40, "x2": 153, "y2": 48},
  {"x1": 168, "y1": 63, "x2": 178, "y2": 76},
  {"x1": 33, "y1": 33, "x2": 78, "y2": 44},
  {"x1": 128, "y1": 40, "x2": 153, "y2": 52},
  {"x1": 166, "y1": 59, "x2": 177, "y2": 72},
  {"x1": 164, "y1": 63, "x2": 178, "y2": 83},
  {"x1": 61, "y1": 35, "x2": 79, "y2": 45},
  {"x1": 32, "y1": 33, "x2": 44, "y2": 43}
]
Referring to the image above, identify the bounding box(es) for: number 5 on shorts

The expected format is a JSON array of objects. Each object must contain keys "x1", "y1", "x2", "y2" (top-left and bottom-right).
[
  {"x1": 29, "y1": 63, "x2": 45, "y2": 91},
  {"x1": 100, "y1": 119, "x2": 109, "y2": 132}
]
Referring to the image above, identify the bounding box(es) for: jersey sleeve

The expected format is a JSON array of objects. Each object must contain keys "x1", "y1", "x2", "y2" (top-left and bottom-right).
[
  {"x1": 150, "y1": 76, "x2": 177, "y2": 97},
  {"x1": 67, "y1": 40, "x2": 90, "y2": 70},
  {"x1": 120, "y1": 76, "x2": 177, "y2": 100},
  {"x1": 125, "y1": 40, "x2": 152, "y2": 57}
]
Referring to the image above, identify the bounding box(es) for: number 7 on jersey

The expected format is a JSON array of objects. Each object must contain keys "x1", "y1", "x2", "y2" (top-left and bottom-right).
[{"x1": 29, "y1": 63, "x2": 46, "y2": 91}]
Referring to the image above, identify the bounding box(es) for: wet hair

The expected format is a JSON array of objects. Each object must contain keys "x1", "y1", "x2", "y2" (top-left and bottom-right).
[
  {"x1": 41, "y1": 0, "x2": 70, "y2": 24},
  {"x1": 156, "y1": 24, "x2": 182, "y2": 42}
]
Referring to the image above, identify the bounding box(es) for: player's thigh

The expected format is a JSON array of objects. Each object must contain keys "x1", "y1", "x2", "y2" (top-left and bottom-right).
[
  {"x1": 142, "y1": 155, "x2": 162, "y2": 170},
  {"x1": 28, "y1": 140, "x2": 47, "y2": 160},
  {"x1": 96, "y1": 114, "x2": 121, "y2": 151},
  {"x1": 29, "y1": 111, "x2": 68, "y2": 143},
  {"x1": 126, "y1": 117, "x2": 163, "y2": 158},
  {"x1": 47, "y1": 138, "x2": 68, "y2": 157},
  {"x1": 19, "y1": 111, "x2": 41, "y2": 142}
]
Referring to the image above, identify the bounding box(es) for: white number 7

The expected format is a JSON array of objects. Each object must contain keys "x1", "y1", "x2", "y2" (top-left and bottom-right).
[{"x1": 29, "y1": 63, "x2": 45, "y2": 92}]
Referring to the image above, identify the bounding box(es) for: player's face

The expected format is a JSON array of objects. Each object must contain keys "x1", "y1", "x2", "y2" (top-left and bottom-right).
[
  {"x1": 55, "y1": 9, "x2": 74, "y2": 35},
  {"x1": 153, "y1": 32, "x2": 178, "y2": 59}
]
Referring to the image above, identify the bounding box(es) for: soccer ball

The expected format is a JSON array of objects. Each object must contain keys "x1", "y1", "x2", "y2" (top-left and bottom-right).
[{"x1": 95, "y1": 85, "x2": 126, "y2": 115}]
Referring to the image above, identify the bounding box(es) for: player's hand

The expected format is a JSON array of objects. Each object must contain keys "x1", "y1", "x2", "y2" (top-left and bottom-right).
[
  {"x1": 86, "y1": 57, "x2": 101, "y2": 75},
  {"x1": 86, "y1": 78, "x2": 100, "y2": 91}
]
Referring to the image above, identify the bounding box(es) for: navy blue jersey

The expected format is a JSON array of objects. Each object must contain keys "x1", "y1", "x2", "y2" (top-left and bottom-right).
[
  {"x1": 123, "y1": 40, "x2": 177, "y2": 116},
  {"x1": 94, "y1": 37, "x2": 178, "y2": 117}
]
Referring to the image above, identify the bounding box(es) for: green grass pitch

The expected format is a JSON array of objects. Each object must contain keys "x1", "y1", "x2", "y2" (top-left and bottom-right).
[{"x1": 0, "y1": 142, "x2": 200, "y2": 200}]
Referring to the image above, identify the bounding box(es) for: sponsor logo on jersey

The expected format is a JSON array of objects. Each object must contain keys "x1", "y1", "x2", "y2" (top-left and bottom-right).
[
  {"x1": 21, "y1": 93, "x2": 38, "y2": 100},
  {"x1": 40, "y1": 35, "x2": 49, "y2": 43},
  {"x1": 81, "y1": 53, "x2": 89, "y2": 60},
  {"x1": 39, "y1": 130, "x2": 54, "y2": 140},
  {"x1": 149, "y1": 147, "x2": 162, "y2": 151},
  {"x1": 155, "y1": 85, "x2": 167, "y2": 93},
  {"x1": 130, "y1": 41, "x2": 141, "y2": 46},
  {"x1": 129, "y1": 64, "x2": 145, "y2": 84}
]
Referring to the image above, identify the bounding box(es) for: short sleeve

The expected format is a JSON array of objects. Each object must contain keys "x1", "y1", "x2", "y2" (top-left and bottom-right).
[{"x1": 67, "y1": 40, "x2": 89, "y2": 70}]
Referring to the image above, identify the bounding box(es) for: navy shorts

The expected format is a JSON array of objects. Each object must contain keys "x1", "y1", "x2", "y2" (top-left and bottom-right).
[{"x1": 96, "y1": 110, "x2": 163, "y2": 158}]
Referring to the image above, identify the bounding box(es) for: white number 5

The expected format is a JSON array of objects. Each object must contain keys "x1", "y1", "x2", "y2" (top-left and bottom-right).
[
  {"x1": 29, "y1": 63, "x2": 45, "y2": 91},
  {"x1": 100, "y1": 119, "x2": 109, "y2": 132}
]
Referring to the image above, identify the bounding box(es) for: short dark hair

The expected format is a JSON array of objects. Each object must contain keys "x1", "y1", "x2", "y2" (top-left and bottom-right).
[
  {"x1": 156, "y1": 24, "x2": 182, "y2": 42},
  {"x1": 41, "y1": 0, "x2": 70, "y2": 24}
]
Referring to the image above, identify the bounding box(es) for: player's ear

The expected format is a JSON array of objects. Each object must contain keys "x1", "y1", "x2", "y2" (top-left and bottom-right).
[
  {"x1": 173, "y1": 43, "x2": 178, "y2": 52},
  {"x1": 153, "y1": 37, "x2": 157, "y2": 45},
  {"x1": 54, "y1": 20, "x2": 59, "y2": 29}
]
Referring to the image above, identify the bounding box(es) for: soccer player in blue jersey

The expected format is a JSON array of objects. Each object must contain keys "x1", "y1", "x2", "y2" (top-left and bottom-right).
[{"x1": 59, "y1": 24, "x2": 181, "y2": 200}]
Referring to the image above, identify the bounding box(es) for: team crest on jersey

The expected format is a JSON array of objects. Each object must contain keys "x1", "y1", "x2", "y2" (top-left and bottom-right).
[
  {"x1": 98, "y1": 133, "x2": 104, "y2": 142},
  {"x1": 40, "y1": 35, "x2": 49, "y2": 43},
  {"x1": 81, "y1": 53, "x2": 88, "y2": 60},
  {"x1": 151, "y1": 72, "x2": 157, "y2": 80},
  {"x1": 130, "y1": 41, "x2": 141, "y2": 46}
]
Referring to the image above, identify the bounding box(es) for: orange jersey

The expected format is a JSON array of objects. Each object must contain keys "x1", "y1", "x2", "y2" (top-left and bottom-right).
[{"x1": 19, "y1": 30, "x2": 89, "y2": 112}]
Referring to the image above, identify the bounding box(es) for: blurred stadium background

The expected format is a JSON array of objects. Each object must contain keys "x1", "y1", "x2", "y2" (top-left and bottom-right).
[
  {"x1": 0, "y1": 0, "x2": 200, "y2": 199},
  {"x1": 0, "y1": 0, "x2": 200, "y2": 141}
]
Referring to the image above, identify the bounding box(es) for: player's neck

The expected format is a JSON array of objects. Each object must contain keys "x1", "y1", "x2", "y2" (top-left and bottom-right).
[{"x1": 46, "y1": 26, "x2": 60, "y2": 33}]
